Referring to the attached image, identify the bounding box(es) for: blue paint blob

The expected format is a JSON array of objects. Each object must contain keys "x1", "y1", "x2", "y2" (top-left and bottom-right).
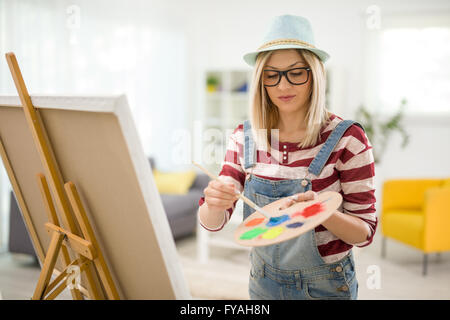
[
  {"x1": 287, "y1": 222, "x2": 304, "y2": 228},
  {"x1": 266, "y1": 214, "x2": 290, "y2": 227}
]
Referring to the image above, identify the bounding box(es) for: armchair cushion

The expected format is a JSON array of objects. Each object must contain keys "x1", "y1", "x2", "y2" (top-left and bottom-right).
[
  {"x1": 382, "y1": 211, "x2": 424, "y2": 249},
  {"x1": 382, "y1": 178, "x2": 450, "y2": 253},
  {"x1": 382, "y1": 179, "x2": 443, "y2": 211},
  {"x1": 423, "y1": 186, "x2": 450, "y2": 252},
  {"x1": 442, "y1": 178, "x2": 450, "y2": 187}
]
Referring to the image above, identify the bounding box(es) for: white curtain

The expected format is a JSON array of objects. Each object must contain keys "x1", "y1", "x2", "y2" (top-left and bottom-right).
[{"x1": 0, "y1": 0, "x2": 188, "y2": 250}]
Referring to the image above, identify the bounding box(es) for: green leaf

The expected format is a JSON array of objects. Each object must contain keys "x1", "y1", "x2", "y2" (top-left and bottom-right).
[{"x1": 353, "y1": 100, "x2": 410, "y2": 164}]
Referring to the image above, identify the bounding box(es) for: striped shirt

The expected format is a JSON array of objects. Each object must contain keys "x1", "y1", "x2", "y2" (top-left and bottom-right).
[{"x1": 198, "y1": 113, "x2": 378, "y2": 263}]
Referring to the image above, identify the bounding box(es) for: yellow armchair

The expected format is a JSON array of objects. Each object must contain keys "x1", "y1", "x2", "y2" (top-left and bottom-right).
[{"x1": 381, "y1": 178, "x2": 450, "y2": 275}]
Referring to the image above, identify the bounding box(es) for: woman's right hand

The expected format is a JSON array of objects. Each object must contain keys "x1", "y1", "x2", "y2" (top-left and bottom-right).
[{"x1": 203, "y1": 179, "x2": 240, "y2": 214}]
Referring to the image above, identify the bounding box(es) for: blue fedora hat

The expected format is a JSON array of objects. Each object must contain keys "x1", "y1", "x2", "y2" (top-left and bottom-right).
[{"x1": 243, "y1": 15, "x2": 330, "y2": 66}]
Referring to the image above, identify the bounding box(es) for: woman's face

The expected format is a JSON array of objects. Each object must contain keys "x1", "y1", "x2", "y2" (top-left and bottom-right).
[{"x1": 263, "y1": 49, "x2": 312, "y2": 114}]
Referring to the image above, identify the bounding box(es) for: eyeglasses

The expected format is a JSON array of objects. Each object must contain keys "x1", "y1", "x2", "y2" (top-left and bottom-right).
[{"x1": 263, "y1": 67, "x2": 311, "y2": 87}]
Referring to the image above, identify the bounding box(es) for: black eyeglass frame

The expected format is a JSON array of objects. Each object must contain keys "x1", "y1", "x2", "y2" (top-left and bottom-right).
[{"x1": 262, "y1": 67, "x2": 311, "y2": 87}]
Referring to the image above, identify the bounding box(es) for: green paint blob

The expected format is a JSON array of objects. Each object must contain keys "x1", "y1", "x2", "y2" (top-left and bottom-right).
[{"x1": 240, "y1": 227, "x2": 268, "y2": 240}]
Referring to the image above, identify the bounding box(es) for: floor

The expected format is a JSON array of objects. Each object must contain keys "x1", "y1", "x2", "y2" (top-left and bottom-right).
[
  {"x1": 1, "y1": 230, "x2": 450, "y2": 300},
  {"x1": 178, "y1": 224, "x2": 450, "y2": 300}
]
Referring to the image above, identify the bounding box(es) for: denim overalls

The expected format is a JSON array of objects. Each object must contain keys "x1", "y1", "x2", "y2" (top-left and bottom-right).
[{"x1": 242, "y1": 119, "x2": 363, "y2": 300}]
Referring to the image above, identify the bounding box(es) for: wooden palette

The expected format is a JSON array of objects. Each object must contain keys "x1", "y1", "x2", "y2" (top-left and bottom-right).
[{"x1": 234, "y1": 191, "x2": 342, "y2": 247}]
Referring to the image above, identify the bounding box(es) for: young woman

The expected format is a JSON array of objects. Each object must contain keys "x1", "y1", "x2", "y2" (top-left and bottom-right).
[{"x1": 198, "y1": 15, "x2": 377, "y2": 300}]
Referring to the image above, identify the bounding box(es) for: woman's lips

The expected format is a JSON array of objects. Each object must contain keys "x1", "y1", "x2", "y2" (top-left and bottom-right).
[{"x1": 278, "y1": 95, "x2": 296, "y2": 102}]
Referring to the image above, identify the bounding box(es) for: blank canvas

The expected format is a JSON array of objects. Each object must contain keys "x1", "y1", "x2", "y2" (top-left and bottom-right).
[{"x1": 0, "y1": 94, "x2": 190, "y2": 299}]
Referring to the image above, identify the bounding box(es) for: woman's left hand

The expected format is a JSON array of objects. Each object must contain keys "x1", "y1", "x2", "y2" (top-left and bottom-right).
[{"x1": 279, "y1": 190, "x2": 318, "y2": 210}]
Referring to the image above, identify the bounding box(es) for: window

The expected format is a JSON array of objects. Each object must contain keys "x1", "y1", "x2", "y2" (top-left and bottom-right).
[{"x1": 379, "y1": 26, "x2": 450, "y2": 114}]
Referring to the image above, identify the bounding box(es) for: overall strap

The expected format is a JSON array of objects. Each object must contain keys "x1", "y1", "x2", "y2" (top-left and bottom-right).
[
  {"x1": 308, "y1": 120, "x2": 365, "y2": 177},
  {"x1": 243, "y1": 120, "x2": 257, "y2": 169}
]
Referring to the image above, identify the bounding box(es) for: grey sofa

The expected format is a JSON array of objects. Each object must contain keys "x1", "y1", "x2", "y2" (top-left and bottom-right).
[
  {"x1": 8, "y1": 157, "x2": 208, "y2": 258},
  {"x1": 8, "y1": 192, "x2": 36, "y2": 259},
  {"x1": 148, "y1": 157, "x2": 209, "y2": 240}
]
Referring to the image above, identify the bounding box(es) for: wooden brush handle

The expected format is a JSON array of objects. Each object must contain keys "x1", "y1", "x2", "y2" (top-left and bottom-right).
[{"x1": 191, "y1": 161, "x2": 261, "y2": 213}]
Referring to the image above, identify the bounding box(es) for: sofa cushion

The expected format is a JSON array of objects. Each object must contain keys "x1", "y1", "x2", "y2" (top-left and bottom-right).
[
  {"x1": 160, "y1": 190, "x2": 203, "y2": 219},
  {"x1": 153, "y1": 169, "x2": 197, "y2": 194},
  {"x1": 8, "y1": 192, "x2": 37, "y2": 258},
  {"x1": 168, "y1": 211, "x2": 198, "y2": 240},
  {"x1": 191, "y1": 173, "x2": 210, "y2": 191},
  {"x1": 149, "y1": 157, "x2": 155, "y2": 170}
]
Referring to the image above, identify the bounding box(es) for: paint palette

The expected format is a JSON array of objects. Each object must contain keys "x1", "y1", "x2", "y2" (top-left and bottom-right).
[{"x1": 234, "y1": 191, "x2": 342, "y2": 247}]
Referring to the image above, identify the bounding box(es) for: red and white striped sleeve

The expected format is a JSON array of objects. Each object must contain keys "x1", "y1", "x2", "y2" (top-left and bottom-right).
[
  {"x1": 336, "y1": 124, "x2": 378, "y2": 247},
  {"x1": 198, "y1": 125, "x2": 246, "y2": 232}
]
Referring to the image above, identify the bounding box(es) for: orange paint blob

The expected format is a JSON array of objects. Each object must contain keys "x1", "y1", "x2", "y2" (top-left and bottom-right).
[{"x1": 245, "y1": 217, "x2": 265, "y2": 227}]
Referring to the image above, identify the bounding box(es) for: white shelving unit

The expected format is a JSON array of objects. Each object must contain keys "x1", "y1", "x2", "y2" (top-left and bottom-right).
[
  {"x1": 196, "y1": 69, "x2": 252, "y2": 263},
  {"x1": 199, "y1": 69, "x2": 252, "y2": 174}
]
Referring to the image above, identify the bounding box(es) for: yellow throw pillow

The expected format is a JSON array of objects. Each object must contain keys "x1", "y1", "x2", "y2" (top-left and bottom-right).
[{"x1": 152, "y1": 169, "x2": 197, "y2": 195}]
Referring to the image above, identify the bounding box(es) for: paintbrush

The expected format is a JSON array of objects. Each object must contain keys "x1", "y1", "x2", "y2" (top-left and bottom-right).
[{"x1": 192, "y1": 161, "x2": 272, "y2": 219}]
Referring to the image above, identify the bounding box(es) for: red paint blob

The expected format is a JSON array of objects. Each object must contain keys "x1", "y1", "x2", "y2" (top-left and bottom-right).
[
  {"x1": 291, "y1": 203, "x2": 325, "y2": 219},
  {"x1": 245, "y1": 217, "x2": 265, "y2": 227},
  {"x1": 301, "y1": 203, "x2": 324, "y2": 218}
]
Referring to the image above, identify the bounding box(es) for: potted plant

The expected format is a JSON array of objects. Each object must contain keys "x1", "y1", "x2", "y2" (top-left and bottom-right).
[
  {"x1": 355, "y1": 98, "x2": 410, "y2": 164},
  {"x1": 206, "y1": 76, "x2": 220, "y2": 92}
]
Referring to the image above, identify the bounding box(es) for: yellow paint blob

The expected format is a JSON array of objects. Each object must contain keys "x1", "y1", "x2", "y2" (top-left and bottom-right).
[{"x1": 261, "y1": 226, "x2": 284, "y2": 239}]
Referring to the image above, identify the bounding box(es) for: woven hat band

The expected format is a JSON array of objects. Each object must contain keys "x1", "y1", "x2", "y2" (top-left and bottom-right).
[{"x1": 258, "y1": 38, "x2": 316, "y2": 51}]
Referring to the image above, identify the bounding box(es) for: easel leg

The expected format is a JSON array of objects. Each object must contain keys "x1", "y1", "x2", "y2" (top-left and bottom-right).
[
  {"x1": 32, "y1": 231, "x2": 64, "y2": 300},
  {"x1": 37, "y1": 173, "x2": 104, "y2": 299},
  {"x1": 37, "y1": 173, "x2": 83, "y2": 300},
  {"x1": 65, "y1": 182, "x2": 120, "y2": 299}
]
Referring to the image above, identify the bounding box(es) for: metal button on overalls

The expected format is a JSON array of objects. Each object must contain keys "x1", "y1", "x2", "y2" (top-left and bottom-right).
[{"x1": 338, "y1": 285, "x2": 349, "y2": 292}]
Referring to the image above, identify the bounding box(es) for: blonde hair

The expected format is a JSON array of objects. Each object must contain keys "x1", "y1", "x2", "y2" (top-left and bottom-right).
[{"x1": 248, "y1": 49, "x2": 330, "y2": 150}]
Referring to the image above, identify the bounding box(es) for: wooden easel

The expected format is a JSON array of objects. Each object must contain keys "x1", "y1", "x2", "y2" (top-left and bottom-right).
[{"x1": 4, "y1": 52, "x2": 120, "y2": 300}]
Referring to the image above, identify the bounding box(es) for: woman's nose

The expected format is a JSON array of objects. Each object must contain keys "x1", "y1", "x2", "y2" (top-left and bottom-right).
[{"x1": 278, "y1": 74, "x2": 292, "y2": 90}]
